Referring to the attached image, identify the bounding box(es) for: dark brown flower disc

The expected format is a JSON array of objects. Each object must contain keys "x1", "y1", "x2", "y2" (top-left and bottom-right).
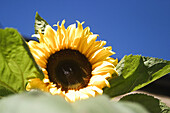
[{"x1": 46, "y1": 49, "x2": 92, "y2": 92}]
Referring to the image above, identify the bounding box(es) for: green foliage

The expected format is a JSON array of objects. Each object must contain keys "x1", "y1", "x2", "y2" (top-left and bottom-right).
[
  {"x1": 160, "y1": 102, "x2": 170, "y2": 113},
  {"x1": 120, "y1": 93, "x2": 170, "y2": 113},
  {"x1": 104, "y1": 55, "x2": 150, "y2": 97},
  {"x1": 0, "y1": 91, "x2": 149, "y2": 113},
  {"x1": 73, "y1": 95, "x2": 149, "y2": 113},
  {"x1": 103, "y1": 55, "x2": 170, "y2": 97},
  {"x1": 34, "y1": 12, "x2": 49, "y2": 35},
  {"x1": 133, "y1": 57, "x2": 170, "y2": 91},
  {"x1": 0, "y1": 28, "x2": 44, "y2": 97},
  {"x1": 0, "y1": 91, "x2": 74, "y2": 113}
]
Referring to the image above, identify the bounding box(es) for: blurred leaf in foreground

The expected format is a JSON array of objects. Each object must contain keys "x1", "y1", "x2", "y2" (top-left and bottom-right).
[{"x1": 0, "y1": 91, "x2": 148, "y2": 113}]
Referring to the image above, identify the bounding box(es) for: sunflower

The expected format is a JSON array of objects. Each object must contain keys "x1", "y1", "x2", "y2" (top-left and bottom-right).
[{"x1": 26, "y1": 20, "x2": 118, "y2": 102}]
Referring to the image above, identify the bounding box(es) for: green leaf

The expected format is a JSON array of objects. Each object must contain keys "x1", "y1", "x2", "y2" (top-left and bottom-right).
[
  {"x1": 160, "y1": 102, "x2": 170, "y2": 113},
  {"x1": 73, "y1": 95, "x2": 117, "y2": 113},
  {"x1": 103, "y1": 55, "x2": 170, "y2": 97},
  {"x1": 72, "y1": 95, "x2": 148, "y2": 113},
  {"x1": 133, "y1": 57, "x2": 170, "y2": 91},
  {"x1": 0, "y1": 91, "x2": 74, "y2": 113},
  {"x1": 117, "y1": 102, "x2": 149, "y2": 113},
  {"x1": 0, "y1": 28, "x2": 44, "y2": 97},
  {"x1": 34, "y1": 12, "x2": 49, "y2": 35},
  {"x1": 104, "y1": 55, "x2": 150, "y2": 97},
  {"x1": 0, "y1": 91, "x2": 148, "y2": 113},
  {"x1": 119, "y1": 93, "x2": 162, "y2": 113}
]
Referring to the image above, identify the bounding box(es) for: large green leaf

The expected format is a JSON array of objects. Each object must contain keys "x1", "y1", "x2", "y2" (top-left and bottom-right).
[
  {"x1": 0, "y1": 91, "x2": 149, "y2": 113},
  {"x1": 133, "y1": 57, "x2": 170, "y2": 91},
  {"x1": 34, "y1": 12, "x2": 49, "y2": 35},
  {"x1": 103, "y1": 55, "x2": 170, "y2": 97},
  {"x1": 0, "y1": 28, "x2": 44, "y2": 97},
  {"x1": 119, "y1": 93, "x2": 169, "y2": 113},
  {"x1": 103, "y1": 55, "x2": 150, "y2": 97}
]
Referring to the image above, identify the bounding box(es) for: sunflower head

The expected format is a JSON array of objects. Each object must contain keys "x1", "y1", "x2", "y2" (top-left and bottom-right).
[{"x1": 26, "y1": 20, "x2": 118, "y2": 102}]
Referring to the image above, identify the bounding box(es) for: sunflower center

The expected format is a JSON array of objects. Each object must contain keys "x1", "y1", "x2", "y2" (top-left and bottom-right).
[{"x1": 46, "y1": 49, "x2": 92, "y2": 92}]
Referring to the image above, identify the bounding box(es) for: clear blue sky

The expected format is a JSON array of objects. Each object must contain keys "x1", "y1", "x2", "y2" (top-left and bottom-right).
[{"x1": 0, "y1": 0, "x2": 170, "y2": 60}]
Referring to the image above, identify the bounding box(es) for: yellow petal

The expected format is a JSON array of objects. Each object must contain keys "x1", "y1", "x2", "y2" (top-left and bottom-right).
[
  {"x1": 81, "y1": 34, "x2": 98, "y2": 55},
  {"x1": 92, "y1": 61, "x2": 116, "y2": 75},
  {"x1": 29, "y1": 48, "x2": 47, "y2": 63},
  {"x1": 41, "y1": 68, "x2": 48, "y2": 75},
  {"x1": 60, "y1": 20, "x2": 69, "y2": 49},
  {"x1": 86, "y1": 41, "x2": 106, "y2": 58},
  {"x1": 43, "y1": 78, "x2": 50, "y2": 83},
  {"x1": 75, "y1": 20, "x2": 84, "y2": 38},
  {"x1": 56, "y1": 21, "x2": 65, "y2": 49},
  {"x1": 49, "y1": 87, "x2": 58, "y2": 95},
  {"x1": 77, "y1": 27, "x2": 91, "y2": 52},
  {"x1": 78, "y1": 91, "x2": 89, "y2": 100},
  {"x1": 26, "y1": 78, "x2": 48, "y2": 92},
  {"x1": 88, "y1": 86, "x2": 103, "y2": 95},
  {"x1": 44, "y1": 25, "x2": 59, "y2": 51},
  {"x1": 89, "y1": 46, "x2": 115, "y2": 64},
  {"x1": 65, "y1": 90, "x2": 76, "y2": 102},
  {"x1": 67, "y1": 24, "x2": 76, "y2": 48},
  {"x1": 28, "y1": 40, "x2": 38, "y2": 48},
  {"x1": 103, "y1": 73, "x2": 112, "y2": 79},
  {"x1": 92, "y1": 61, "x2": 115, "y2": 70},
  {"x1": 106, "y1": 57, "x2": 118, "y2": 66},
  {"x1": 29, "y1": 42, "x2": 51, "y2": 58},
  {"x1": 89, "y1": 75, "x2": 110, "y2": 88},
  {"x1": 32, "y1": 53, "x2": 47, "y2": 68},
  {"x1": 37, "y1": 30, "x2": 54, "y2": 54},
  {"x1": 72, "y1": 21, "x2": 84, "y2": 49},
  {"x1": 79, "y1": 87, "x2": 96, "y2": 97}
]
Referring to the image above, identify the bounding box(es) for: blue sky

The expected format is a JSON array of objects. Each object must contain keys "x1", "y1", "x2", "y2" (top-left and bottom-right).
[{"x1": 0, "y1": 0, "x2": 170, "y2": 60}]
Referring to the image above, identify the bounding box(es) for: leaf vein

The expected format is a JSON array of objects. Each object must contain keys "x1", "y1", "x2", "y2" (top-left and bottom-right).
[{"x1": 0, "y1": 79, "x2": 18, "y2": 93}]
